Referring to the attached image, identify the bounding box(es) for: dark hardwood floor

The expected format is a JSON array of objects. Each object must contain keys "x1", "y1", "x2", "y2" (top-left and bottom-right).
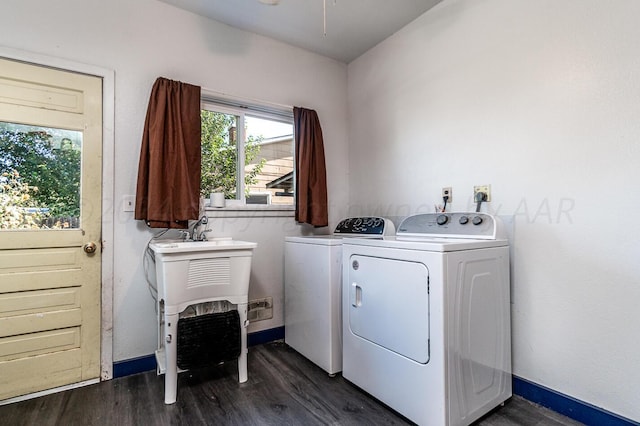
[{"x1": 0, "y1": 341, "x2": 582, "y2": 425}]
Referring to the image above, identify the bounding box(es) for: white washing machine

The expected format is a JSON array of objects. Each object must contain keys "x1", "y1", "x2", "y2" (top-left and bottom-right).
[
  {"x1": 342, "y1": 212, "x2": 511, "y2": 426},
  {"x1": 284, "y1": 217, "x2": 395, "y2": 375}
]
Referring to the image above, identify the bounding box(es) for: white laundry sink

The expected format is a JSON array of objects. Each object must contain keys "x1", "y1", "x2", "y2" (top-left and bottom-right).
[
  {"x1": 149, "y1": 237, "x2": 257, "y2": 314},
  {"x1": 149, "y1": 236, "x2": 257, "y2": 404}
]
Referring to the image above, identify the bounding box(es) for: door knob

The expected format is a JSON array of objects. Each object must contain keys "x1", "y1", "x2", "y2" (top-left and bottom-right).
[{"x1": 83, "y1": 242, "x2": 97, "y2": 254}]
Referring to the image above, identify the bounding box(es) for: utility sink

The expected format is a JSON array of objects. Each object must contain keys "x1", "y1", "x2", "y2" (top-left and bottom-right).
[
  {"x1": 149, "y1": 237, "x2": 258, "y2": 313},
  {"x1": 149, "y1": 236, "x2": 258, "y2": 404}
]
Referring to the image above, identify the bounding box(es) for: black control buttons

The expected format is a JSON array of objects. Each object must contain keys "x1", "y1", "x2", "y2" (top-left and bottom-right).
[
  {"x1": 459, "y1": 216, "x2": 469, "y2": 225},
  {"x1": 472, "y1": 216, "x2": 483, "y2": 225},
  {"x1": 336, "y1": 217, "x2": 386, "y2": 234}
]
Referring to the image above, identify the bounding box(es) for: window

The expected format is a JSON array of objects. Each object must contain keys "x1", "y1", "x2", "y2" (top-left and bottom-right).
[
  {"x1": 0, "y1": 121, "x2": 82, "y2": 229},
  {"x1": 200, "y1": 98, "x2": 294, "y2": 207}
]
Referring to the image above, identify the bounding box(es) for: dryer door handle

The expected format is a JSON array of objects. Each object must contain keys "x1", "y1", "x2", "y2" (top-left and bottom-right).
[{"x1": 351, "y1": 283, "x2": 362, "y2": 307}]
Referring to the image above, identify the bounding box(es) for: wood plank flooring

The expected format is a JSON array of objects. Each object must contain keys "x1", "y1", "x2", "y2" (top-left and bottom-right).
[{"x1": 0, "y1": 341, "x2": 583, "y2": 425}]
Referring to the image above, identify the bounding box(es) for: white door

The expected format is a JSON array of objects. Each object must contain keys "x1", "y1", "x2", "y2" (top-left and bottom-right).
[
  {"x1": 346, "y1": 254, "x2": 430, "y2": 364},
  {"x1": 0, "y1": 57, "x2": 102, "y2": 400}
]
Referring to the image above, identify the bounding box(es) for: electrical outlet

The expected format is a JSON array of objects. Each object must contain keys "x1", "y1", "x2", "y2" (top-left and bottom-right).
[
  {"x1": 442, "y1": 187, "x2": 452, "y2": 202},
  {"x1": 473, "y1": 185, "x2": 491, "y2": 202}
]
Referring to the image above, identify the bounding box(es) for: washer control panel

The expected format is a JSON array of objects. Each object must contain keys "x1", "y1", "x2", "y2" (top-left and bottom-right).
[
  {"x1": 397, "y1": 213, "x2": 499, "y2": 239},
  {"x1": 334, "y1": 217, "x2": 392, "y2": 235}
]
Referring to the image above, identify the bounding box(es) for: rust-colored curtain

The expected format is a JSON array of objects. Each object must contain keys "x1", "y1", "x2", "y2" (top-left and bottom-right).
[
  {"x1": 293, "y1": 107, "x2": 328, "y2": 227},
  {"x1": 135, "y1": 77, "x2": 201, "y2": 229}
]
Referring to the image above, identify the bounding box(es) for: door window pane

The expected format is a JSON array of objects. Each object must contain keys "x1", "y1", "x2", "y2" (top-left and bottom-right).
[{"x1": 0, "y1": 122, "x2": 82, "y2": 230}]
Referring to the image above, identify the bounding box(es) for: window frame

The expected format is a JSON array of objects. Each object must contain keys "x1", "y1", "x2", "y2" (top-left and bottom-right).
[{"x1": 200, "y1": 95, "x2": 295, "y2": 214}]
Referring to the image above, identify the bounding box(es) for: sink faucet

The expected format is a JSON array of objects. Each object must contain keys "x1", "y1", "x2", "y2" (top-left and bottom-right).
[{"x1": 188, "y1": 215, "x2": 210, "y2": 241}]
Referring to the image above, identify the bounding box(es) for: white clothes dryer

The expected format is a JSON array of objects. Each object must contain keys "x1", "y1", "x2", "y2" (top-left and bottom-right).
[
  {"x1": 284, "y1": 217, "x2": 395, "y2": 375},
  {"x1": 342, "y1": 213, "x2": 511, "y2": 426}
]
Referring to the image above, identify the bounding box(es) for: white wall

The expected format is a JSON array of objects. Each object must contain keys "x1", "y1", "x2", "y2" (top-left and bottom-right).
[
  {"x1": 348, "y1": 0, "x2": 640, "y2": 421},
  {"x1": 0, "y1": 0, "x2": 348, "y2": 363}
]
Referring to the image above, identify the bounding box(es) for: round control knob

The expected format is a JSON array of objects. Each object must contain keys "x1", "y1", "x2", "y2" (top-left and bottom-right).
[
  {"x1": 459, "y1": 216, "x2": 469, "y2": 225},
  {"x1": 472, "y1": 216, "x2": 483, "y2": 225},
  {"x1": 436, "y1": 214, "x2": 449, "y2": 225}
]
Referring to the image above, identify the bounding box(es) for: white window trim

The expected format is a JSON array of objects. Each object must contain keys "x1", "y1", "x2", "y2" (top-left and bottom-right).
[{"x1": 200, "y1": 93, "x2": 295, "y2": 214}]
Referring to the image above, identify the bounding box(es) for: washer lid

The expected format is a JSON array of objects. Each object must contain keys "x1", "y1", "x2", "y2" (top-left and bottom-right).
[
  {"x1": 284, "y1": 217, "x2": 395, "y2": 245},
  {"x1": 285, "y1": 235, "x2": 347, "y2": 246}
]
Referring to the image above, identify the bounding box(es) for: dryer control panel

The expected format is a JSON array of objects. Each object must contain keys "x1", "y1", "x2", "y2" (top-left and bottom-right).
[{"x1": 397, "y1": 213, "x2": 503, "y2": 240}]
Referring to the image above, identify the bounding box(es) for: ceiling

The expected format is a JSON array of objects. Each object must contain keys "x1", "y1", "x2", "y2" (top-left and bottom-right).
[{"x1": 158, "y1": 0, "x2": 444, "y2": 63}]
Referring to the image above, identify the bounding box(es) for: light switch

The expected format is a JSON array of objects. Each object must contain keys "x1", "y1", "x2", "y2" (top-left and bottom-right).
[{"x1": 123, "y1": 195, "x2": 135, "y2": 212}]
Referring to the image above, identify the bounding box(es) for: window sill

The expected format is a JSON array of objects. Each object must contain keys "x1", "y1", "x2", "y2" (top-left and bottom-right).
[{"x1": 204, "y1": 205, "x2": 294, "y2": 218}]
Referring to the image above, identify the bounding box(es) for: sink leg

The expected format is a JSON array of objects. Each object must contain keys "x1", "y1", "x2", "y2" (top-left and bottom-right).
[
  {"x1": 238, "y1": 302, "x2": 248, "y2": 383},
  {"x1": 164, "y1": 312, "x2": 179, "y2": 404}
]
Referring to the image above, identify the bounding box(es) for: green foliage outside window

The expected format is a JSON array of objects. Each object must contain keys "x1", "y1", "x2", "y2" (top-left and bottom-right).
[
  {"x1": 0, "y1": 170, "x2": 44, "y2": 229},
  {"x1": 200, "y1": 110, "x2": 265, "y2": 199},
  {"x1": 0, "y1": 124, "x2": 81, "y2": 228}
]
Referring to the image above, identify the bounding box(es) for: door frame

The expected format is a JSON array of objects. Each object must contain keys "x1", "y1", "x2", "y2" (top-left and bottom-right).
[{"x1": 0, "y1": 46, "x2": 115, "y2": 382}]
